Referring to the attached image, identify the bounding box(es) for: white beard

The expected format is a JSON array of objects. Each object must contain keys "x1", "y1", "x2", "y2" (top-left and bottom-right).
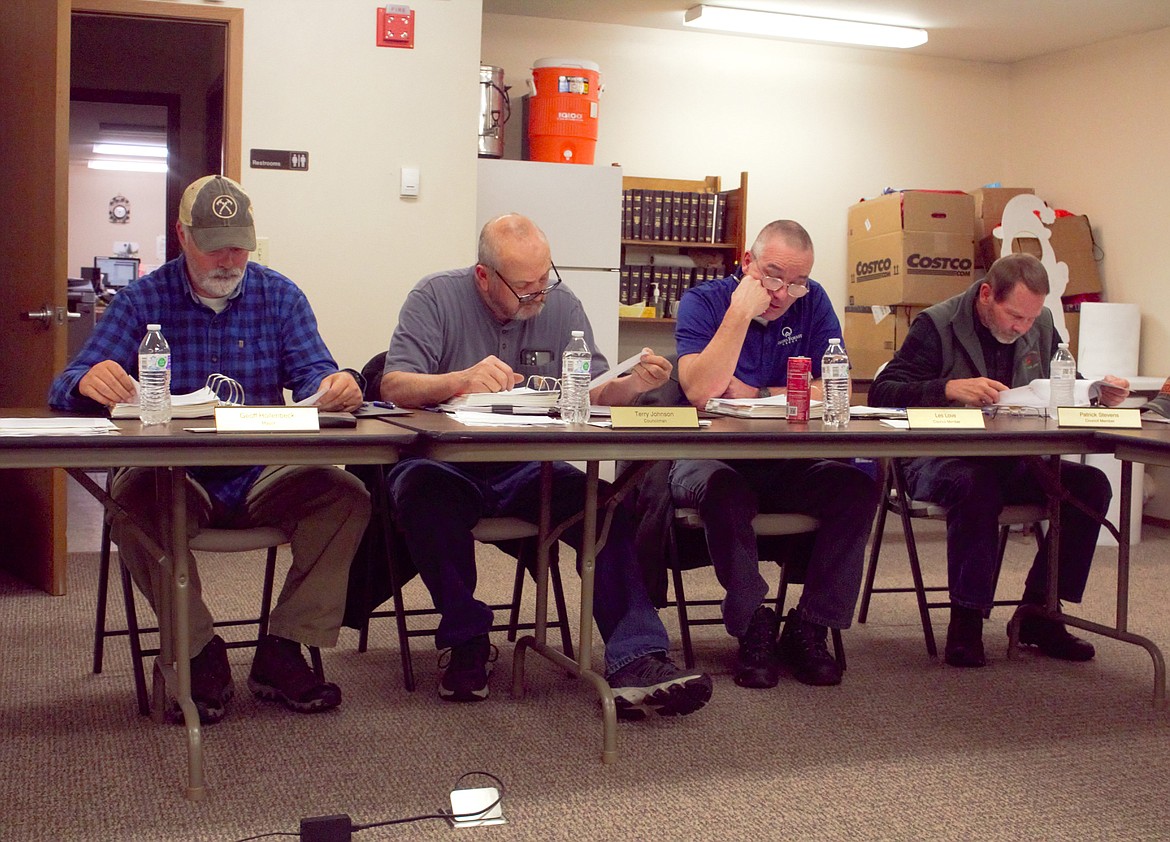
[{"x1": 196, "y1": 267, "x2": 244, "y2": 298}]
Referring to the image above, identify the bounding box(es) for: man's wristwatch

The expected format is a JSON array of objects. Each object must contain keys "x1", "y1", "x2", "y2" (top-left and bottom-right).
[{"x1": 757, "y1": 387, "x2": 771, "y2": 399}]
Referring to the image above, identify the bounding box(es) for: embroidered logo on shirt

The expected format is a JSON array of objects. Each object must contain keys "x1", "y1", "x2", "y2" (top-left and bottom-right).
[{"x1": 776, "y1": 326, "x2": 804, "y2": 346}]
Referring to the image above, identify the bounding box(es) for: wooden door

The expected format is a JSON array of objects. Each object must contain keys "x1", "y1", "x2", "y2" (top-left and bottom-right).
[{"x1": 0, "y1": 1, "x2": 71, "y2": 594}]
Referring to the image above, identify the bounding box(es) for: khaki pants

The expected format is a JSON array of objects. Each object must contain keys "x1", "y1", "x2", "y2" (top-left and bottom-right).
[{"x1": 112, "y1": 465, "x2": 371, "y2": 656}]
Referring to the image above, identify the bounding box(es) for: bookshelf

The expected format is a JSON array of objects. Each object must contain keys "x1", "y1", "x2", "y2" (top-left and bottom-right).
[{"x1": 617, "y1": 172, "x2": 748, "y2": 359}]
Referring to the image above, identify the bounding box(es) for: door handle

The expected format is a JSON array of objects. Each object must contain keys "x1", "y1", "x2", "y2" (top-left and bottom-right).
[{"x1": 21, "y1": 305, "x2": 67, "y2": 328}]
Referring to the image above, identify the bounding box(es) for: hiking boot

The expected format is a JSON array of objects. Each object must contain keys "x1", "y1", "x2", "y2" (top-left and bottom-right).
[
  {"x1": 1016, "y1": 612, "x2": 1095, "y2": 662},
  {"x1": 735, "y1": 605, "x2": 780, "y2": 689},
  {"x1": 945, "y1": 606, "x2": 987, "y2": 668},
  {"x1": 438, "y1": 634, "x2": 496, "y2": 702},
  {"x1": 777, "y1": 609, "x2": 842, "y2": 686},
  {"x1": 608, "y1": 652, "x2": 713, "y2": 721},
  {"x1": 176, "y1": 634, "x2": 233, "y2": 725},
  {"x1": 247, "y1": 634, "x2": 341, "y2": 713}
]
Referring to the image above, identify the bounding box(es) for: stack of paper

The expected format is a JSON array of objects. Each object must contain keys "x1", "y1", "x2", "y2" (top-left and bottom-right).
[
  {"x1": 112, "y1": 386, "x2": 224, "y2": 419},
  {"x1": 439, "y1": 387, "x2": 559, "y2": 412},
  {"x1": 704, "y1": 394, "x2": 824, "y2": 419}
]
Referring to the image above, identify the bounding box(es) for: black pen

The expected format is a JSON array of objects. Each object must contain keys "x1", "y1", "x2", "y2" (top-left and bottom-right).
[{"x1": 489, "y1": 405, "x2": 555, "y2": 416}]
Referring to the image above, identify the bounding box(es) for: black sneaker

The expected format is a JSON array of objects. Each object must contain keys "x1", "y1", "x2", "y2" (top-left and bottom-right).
[
  {"x1": 945, "y1": 606, "x2": 987, "y2": 668},
  {"x1": 1016, "y1": 612, "x2": 1095, "y2": 662},
  {"x1": 438, "y1": 635, "x2": 496, "y2": 702},
  {"x1": 607, "y1": 652, "x2": 713, "y2": 721},
  {"x1": 174, "y1": 634, "x2": 233, "y2": 725},
  {"x1": 735, "y1": 605, "x2": 780, "y2": 689},
  {"x1": 777, "y1": 609, "x2": 842, "y2": 686},
  {"x1": 247, "y1": 635, "x2": 341, "y2": 713}
]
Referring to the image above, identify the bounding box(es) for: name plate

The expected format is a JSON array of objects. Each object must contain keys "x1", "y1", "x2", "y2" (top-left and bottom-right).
[
  {"x1": 609, "y1": 406, "x2": 699, "y2": 429},
  {"x1": 1056, "y1": 406, "x2": 1142, "y2": 429},
  {"x1": 906, "y1": 408, "x2": 986, "y2": 429},
  {"x1": 214, "y1": 406, "x2": 320, "y2": 432}
]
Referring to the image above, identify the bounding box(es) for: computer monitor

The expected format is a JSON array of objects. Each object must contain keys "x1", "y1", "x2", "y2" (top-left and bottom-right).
[{"x1": 94, "y1": 256, "x2": 140, "y2": 289}]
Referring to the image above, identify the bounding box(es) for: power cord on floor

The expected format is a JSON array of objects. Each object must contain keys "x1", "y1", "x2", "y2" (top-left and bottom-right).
[{"x1": 229, "y1": 770, "x2": 505, "y2": 842}]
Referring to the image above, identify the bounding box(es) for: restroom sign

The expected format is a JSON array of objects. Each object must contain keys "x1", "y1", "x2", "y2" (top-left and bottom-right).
[{"x1": 250, "y1": 149, "x2": 310, "y2": 170}]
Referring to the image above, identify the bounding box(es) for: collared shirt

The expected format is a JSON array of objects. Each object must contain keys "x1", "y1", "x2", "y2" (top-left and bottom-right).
[
  {"x1": 674, "y1": 272, "x2": 843, "y2": 386},
  {"x1": 48, "y1": 255, "x2": 342, "y2": 512},
  {"x1": 384, "y1": 265, "x2": 610, "y2": 386}
]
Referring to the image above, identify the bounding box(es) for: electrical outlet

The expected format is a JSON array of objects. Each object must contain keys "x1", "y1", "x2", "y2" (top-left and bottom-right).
[
  {"x1": 252, "y1": 237, "x2": 270, "y2": 266},
  {"x1": 376, "y1": 5, "x2": 414, "y2": 48}
]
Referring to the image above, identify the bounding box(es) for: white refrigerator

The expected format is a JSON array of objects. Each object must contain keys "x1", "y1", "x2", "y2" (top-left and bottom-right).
[{"x1": 476, "y1": 159, "x2": 622, "y2": 364}]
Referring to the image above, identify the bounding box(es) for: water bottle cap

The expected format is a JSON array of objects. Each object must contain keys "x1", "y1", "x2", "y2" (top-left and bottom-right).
[
  {"x1": 1058, "y1": 342, "x2": 1069, "y2": 348},
  {"x1": 571, "y1": 330, "x2": 584, "y2": 337},
  {"x1": 147, "y1": 323, "x2": 161, "y2": 331},
  {"x1": 829, "y1": 338, "x2": 840, "y2": 344}
]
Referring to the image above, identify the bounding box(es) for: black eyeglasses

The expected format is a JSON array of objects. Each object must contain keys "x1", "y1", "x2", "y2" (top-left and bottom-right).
[{"x1": 490, "y1": 263, "x2": 563, "y2": 304}]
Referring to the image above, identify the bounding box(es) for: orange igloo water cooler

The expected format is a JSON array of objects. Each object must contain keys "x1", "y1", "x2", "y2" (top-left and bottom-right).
[{"x1": 527, "y1": 57, "x2": 600, "y2": 164}]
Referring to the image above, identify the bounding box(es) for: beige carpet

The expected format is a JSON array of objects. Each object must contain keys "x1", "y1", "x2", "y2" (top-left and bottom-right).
[{"x1": 3, "y1": 516, "x2": 1170, "y2": 841}]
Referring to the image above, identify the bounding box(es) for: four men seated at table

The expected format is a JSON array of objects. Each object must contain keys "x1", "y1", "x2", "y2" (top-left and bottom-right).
[{"x1": 47, "y1": 177, "x2": 1138, "y2": 717}]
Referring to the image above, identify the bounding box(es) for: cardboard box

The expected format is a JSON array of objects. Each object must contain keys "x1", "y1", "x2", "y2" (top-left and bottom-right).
[
  {"x1": 976, "y1": 215, "x2": 1101, "y2": 297},
  {"x1": 844, "y1": 305, "x2": 927, "y2": 379},
  {"x1": 970, "y1": 187, "x2": 1034, "y2": 239},
  {"x1": 848, "y1": 231, "x2": 975, "y2": 306},
  {"x1": 1062, "y1": 310, "x2": 1080, "y2": 361},
  {"x1": 848, "y1": 191, "x2": 974, "y2": 239}
]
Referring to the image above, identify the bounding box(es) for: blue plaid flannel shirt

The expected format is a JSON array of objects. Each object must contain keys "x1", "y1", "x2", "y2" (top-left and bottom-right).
[{"x1": 49, "y1": 256, "x2": 343, "y2": 513}]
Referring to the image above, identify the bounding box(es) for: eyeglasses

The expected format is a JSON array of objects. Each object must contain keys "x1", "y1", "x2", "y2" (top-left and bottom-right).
[
  {"x1": 748, "y1": 254, "x2": 809, "y2": 298},
  {"x1": 490, "y1": 263, "x2": 564, "y2": 304},
  {"x1": 982, "y1": 405, "x2": 1049, "y2": 418}
]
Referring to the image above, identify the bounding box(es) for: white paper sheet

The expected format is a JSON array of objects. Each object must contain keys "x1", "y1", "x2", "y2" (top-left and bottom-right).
[
  {"x1": 1078, "y1": 302, "x2": 1141, "y2": 379},
  {"x1": 589, "y1": 352, "x2": 644, "y2": 391}
]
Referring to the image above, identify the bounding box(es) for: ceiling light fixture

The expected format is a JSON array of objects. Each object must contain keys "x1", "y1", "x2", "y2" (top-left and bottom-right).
[
  {"x1": 93, "y1": 143, "x2": 168, "y2": 158},
  {"x1": 87, "y1": 160, "x2": 168, "y2": 174},
  {"x1": 683, "y1": 5, "x2": 928, "y2": 49}
]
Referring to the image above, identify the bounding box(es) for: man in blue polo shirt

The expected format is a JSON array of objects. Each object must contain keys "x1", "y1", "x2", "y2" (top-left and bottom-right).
[{"x1": 672, "y1": 219, "x2": 878, "y2": 689}]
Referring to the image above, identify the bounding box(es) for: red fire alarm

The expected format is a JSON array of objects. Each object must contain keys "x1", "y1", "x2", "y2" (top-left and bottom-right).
[{"x1": 377, "y1": 4, "x2": 414, "y2": 49}]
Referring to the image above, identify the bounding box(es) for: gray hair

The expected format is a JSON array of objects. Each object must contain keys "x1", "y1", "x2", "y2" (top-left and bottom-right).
[
  {"x1": 985, "y1": 252, "x2": 1049, "y2": 300},
  {"x1": 750, "y1": 220, "x2": 814, "y2": 256}
]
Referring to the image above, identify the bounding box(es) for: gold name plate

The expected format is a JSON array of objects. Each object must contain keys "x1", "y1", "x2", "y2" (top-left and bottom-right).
[
  {"x1": 906, "y1": 408, "x2": 986, "y2": 429},
  {"x1": 214, "y1": 406, "x2": 320, "y2": 432},
  {"x1": 1056, "y1": 406, "x2": 1142, "y2": 429},
  {"x1": 609, "y1": 406, "x2": 700, "y2": 429}
]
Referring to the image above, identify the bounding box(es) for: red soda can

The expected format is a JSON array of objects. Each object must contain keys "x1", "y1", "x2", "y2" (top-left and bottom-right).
[{"x1": 786, "y1": 356, "x2": 812, "y2": 422}]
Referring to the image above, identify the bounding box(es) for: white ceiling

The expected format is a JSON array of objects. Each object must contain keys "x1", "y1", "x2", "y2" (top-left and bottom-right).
[{"x1": 482, "y1": 0, "x2": 1170, "y2": 64}]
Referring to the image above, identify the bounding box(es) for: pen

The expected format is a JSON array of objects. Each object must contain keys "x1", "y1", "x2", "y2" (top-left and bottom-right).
[
  {"x1": 489, "y1": 405, "x2": 555, "y2": 416},
  {"x1": 368, "y1": 400, "x2": 397, "y2": 409}
]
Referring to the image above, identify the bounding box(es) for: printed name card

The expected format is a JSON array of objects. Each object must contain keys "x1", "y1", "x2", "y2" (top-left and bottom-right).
[
  {"x1": 214, "y1": 406, "x2": 320, "y2": 432},
  {"x1": 1056, "y1": 406, "x2": 1142, "y2": 429},
  {"x1": 609, "y1": 406, "x2": 699, "y2": 429},
  {"x1": 906, "y1": 408, "x2": 986, "y2": 429}
]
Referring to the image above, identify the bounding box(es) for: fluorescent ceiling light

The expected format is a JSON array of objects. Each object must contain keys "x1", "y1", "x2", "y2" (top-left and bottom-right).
[
  {"x1": 93, "y1": 143, "x2": 168, "y2": 158},
  {"x1": 683, "y1": 5, "x2": 928, "y2": 49},
  {"x1": 88, "y1": 160, "x2": 168, "y2": 173}
]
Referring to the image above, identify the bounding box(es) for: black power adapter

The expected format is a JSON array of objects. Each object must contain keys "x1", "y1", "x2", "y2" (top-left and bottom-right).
[{"x1": 300, "y1": 814, "x2": 352, "y2": 842}]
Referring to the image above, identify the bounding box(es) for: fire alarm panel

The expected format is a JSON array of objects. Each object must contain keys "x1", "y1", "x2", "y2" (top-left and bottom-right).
[{"x1": 377, "y1": 5, "x2": 414, "y2": 49}]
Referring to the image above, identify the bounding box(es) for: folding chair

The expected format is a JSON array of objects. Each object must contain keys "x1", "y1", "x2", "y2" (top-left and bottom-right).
[
  {"x1": 858, "y1": 458, "x2": 1045, "y2": 657},
  {"x1": 669, "y1": 508, "x2": 845, "y2": 670}
]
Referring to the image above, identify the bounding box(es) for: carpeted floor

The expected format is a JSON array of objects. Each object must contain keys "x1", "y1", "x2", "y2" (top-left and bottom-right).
[{"x1": 2, "y1": 479, "x2": 1169, "y2": 841}]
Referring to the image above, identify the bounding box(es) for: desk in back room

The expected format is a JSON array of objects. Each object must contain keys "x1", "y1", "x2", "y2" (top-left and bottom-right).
[
  {"x1": 0, "y1": 411, "x2": 415, "y2": 801},
  {"x1": 388, "y1": 411, "x2": 1164, "y2": 765}
]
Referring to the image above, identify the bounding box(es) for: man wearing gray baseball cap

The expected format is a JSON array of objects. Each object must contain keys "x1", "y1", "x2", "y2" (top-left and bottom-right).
[{"x1": 50, "y1": 174, "x2": 370, "y2": 724}]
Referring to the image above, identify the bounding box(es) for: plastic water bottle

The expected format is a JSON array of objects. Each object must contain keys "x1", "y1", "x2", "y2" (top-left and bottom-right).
[
  {"x1": 559, "y1": 330, "x2": 591, "y2": 424},
  {"x1": 1049, "y1": 342, "x2": 1076, "y2": 410},
  {"x1": 138, "y1": 323, "x2": 172, "y2": 426},
  {"x1": 821, "y1": 337, "x2": 851, "y2": 429}
]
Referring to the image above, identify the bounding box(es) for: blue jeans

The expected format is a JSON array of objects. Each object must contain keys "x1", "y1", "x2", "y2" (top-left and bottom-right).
[
  {"x1": 903, "y1": 456, "x2": 1112, "y2": 613},
  {"x1": 668, "y1": 458, "x2": 878, "y2": 636},
  {"x1": 385, "y1": 458, "x2": 670, "y2": 675}
]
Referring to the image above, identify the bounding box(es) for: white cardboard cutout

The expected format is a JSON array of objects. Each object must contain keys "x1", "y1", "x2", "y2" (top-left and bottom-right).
[{"x1": 993, "y1": 193, "x2": 1070, "y2": 346}]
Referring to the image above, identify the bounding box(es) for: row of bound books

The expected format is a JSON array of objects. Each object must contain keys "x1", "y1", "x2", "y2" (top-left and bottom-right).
[
  {"x1": 622, "y1": 189, "x2": 730, "y2": 244},
  {"x1": 620, "y1": 265, "x2": 726, "y2": 308}
]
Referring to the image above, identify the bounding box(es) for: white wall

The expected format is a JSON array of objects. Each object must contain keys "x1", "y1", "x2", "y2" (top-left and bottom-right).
[
  {"x1": 154, "y1": 0, "x2": 484, "y2": 371},
  {"x1": 1010, "y1": 27, "x2": 1170, "y2": 377},
  {"x1": 482, "y1": 15, "x2": 1012, "y2": 327}
]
